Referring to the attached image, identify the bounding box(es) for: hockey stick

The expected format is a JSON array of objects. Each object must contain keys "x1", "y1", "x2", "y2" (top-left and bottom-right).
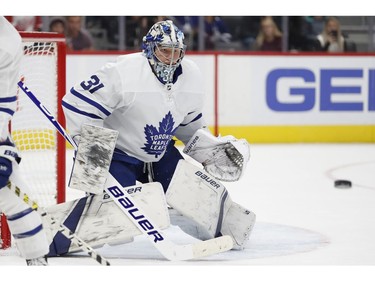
[
  {"x1": 6, "y1": 181, "x2": 110, "y2": 266},
  {"x1": 18, "y1": 81, "x2": 234, "y2": 261}
]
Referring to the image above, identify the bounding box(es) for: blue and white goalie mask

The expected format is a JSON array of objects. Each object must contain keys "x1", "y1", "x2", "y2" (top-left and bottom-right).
[{"x1": 142, "y1": 20, "x2": 186, "y2": 84}]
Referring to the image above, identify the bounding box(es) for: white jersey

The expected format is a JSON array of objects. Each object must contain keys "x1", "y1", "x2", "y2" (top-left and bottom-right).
[
  {"x1": 0, "y1": 16, "x2": 23, "y2": 141},
  {"x1": 63, "y1": 53, "x2": 206, "y2": 162}
]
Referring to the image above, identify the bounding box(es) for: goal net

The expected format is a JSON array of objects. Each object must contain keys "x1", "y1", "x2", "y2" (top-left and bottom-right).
[{"x1": 0, "y1": 32, "x2": 66, "y2": 250}]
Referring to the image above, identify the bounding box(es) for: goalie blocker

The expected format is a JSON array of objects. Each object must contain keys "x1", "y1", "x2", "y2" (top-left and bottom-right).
[{"x1": 167, "y1": 160, "x2": 256, "y2": 250}]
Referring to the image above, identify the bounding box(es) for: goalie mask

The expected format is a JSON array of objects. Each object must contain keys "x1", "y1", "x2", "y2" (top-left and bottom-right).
[{"x1": 142, "y1": 20, "x2": 186, "y2": 84}]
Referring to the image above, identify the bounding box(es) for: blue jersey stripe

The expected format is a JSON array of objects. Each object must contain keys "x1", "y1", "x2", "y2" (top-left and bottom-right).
[
  {"x1": 179, "y1": 113, "x2": 202, "y2": 127},
  {"x1": 0, "y1": 96, "x2": 17, "y2": 103},
  {"x1": 7, "y1": 207, "x2": 33, "y2": 221},
  {"x1": 13, "y1": 224, "x2": 43, "y2": 239},
  {"x1": 0, "y1": 107, "x2": 15, "y2": 116},
  {"x1": 62, "y1": 101, "x2": 103, "y2": 120},
  {"x1": 70, "y1": 87, "x2": 111, "y2": 116}
]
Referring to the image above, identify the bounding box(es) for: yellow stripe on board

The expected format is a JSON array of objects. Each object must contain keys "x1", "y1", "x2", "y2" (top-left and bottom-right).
[
  {"x1": 217, "y1": 125, "x2": 375, "y2": 143},
  {"x1": 15, "y1": 126, "x2": 374, "y2": 151}
]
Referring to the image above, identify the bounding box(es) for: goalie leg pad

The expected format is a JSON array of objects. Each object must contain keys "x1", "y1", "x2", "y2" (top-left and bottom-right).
[
  {"x1": 45, "y1": 182, "x2": 170, "y2": 256},
  {"x1": 166, "y1": 160, "x2": 255, "y2": 249},
  {"x1": 221, "y1": 202, "x2": 256, "y2": 250},
  {"x1": 169, "y1": 207, "x2": 212, "y2": 241},
  {"x1": 166, "y1": 160, "x2": 232, "y2": 239}
]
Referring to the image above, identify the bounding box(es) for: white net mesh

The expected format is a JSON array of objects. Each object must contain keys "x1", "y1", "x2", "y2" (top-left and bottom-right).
[
  {"x1": 1, "y1": 34, "x2": 65, "y2": 251},
  {"x1": 10, "y1": 41, "x2": 59, "y2": 208}
]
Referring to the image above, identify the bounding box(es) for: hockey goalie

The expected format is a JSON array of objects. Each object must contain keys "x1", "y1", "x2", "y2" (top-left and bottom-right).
[{"x1": 45, "y1": 20, "x2": 256, "y2": 257}]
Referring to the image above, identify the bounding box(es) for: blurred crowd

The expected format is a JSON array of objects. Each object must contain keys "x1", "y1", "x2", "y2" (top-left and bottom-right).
[{"x1": 5, "y1": 16, "x2": 364, "y2": 52}]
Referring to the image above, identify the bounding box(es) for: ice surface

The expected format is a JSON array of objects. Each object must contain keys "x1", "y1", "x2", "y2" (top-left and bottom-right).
[{"x1": 1, "y1": 144, "x2": 375, "y2": 279}]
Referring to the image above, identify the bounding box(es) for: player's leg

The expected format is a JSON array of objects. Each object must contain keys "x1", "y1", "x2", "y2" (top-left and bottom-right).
[
  {"x1": 166, "y1": 160, "x2": 256, "y2": 250},
  {"x1": 109, "y1": 159, "x2": 138, "y2": 187},
  {"x1": 152, "y1": 141, "x2": 228, "y2": 240},
  {"x1": 152, "y1": 140, "x2": 184, "y2": 192},
  {"x1": 151, "y1": 142, "x2": 213, "y2": 243},
  {"x1": 47, "y1": 151, "x2": 171, "y2": 256},
  {"x1": 46, "y1": 182, "x2": 169, "y2": 256},
  {"x1": 48, "y1": 155, "x2": 142, "y2": 256},
  {"x1": 151, "y1": 141, "x2": 221, "y2": 240},
  {"x1": 0, "y1": 163, "x2": 49, "y2": 264}
]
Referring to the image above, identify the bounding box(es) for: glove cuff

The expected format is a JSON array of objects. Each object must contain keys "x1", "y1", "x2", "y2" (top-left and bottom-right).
[{"x1": 0, "y1": 145, "x2": 21, "y2": 164}]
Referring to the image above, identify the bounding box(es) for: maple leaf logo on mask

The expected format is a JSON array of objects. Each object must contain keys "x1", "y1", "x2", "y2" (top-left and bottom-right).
[{"x1": 141, "y1": 111, "x2": 177, "y2": 158}]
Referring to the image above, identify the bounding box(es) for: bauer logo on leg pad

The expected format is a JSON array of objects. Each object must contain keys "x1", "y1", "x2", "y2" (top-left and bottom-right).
[
  {"x1": 107, "y1": 185, "x2": 164, "y2": 243},
  {"x1": 103, "y1": 186, "x2": 142, "y2": 201},
  {"x1": 194, "y1": 171, "x2": 221, "y2": 190},
  {"x1": 125, "y1": 186, "x2": 142, "y2": 194}
]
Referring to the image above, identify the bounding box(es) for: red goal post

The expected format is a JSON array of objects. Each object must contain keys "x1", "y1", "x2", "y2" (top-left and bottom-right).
[{"x1": 0, "y1": 31, "x2": 66, "y2": 249}]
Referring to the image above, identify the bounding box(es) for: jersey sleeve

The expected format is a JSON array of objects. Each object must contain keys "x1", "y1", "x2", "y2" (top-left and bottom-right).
[
  {"x1": 174, "y1": 110, "x2": 207, "y2": 144},
  {"x1": 62, "y1": 60, "x2": 125, "y2": 139},
  {"x1": 174, "y1": 61, "x2": 207, "y2": 144},
  {"x1": 0, "y1": 33, "x2": 22, "y2": 142}
]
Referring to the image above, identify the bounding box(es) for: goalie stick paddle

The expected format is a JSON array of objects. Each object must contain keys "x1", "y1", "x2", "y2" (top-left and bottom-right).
[
  {"x1": 6, "y1": 181, "x2": 111, "y2": 266},
  {"x1": 18, "y1": 81, "x2": 234, "y2": 261}
]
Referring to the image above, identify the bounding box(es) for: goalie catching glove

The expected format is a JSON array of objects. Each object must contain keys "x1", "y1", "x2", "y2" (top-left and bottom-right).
[{"x1": 183, "y1": 129, "x2": 250, "y2": 182}]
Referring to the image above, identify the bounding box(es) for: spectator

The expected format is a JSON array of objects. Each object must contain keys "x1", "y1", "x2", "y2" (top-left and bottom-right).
[
  {"x1": 86, "y1": 16, "x2": 118, "y2": 49},
  {"x1": 49, "y1": 17, "x2": 66, "y2": 34},
  {"x1": 237, "y1": 16, "x2": 262, "y2": 50},
  {"x1": 65, "y1": 16, "x2": 94, "y2": 51},
  {"x1": 252, "y1": 16, "x2": 282, "y2": 51},
  {"x1": 125, "y1": 16, "x2": 156, "y2": 50},
  {"x1": 188, "y1": 16, "x2": 232, "y2": 50},
  {"x1": 303, "y1": 16, "x2": 325, "y2": 39},
  {"x1": 315, "y1": 17, "x2": 356, "y2": 52},
  {"x1": 288, "y1": 16, "x2": 317, "y2": 51},
  {"x1": 4, "y1": 16, "x2": 42, "y2": 32},
  {"x1": 171, "y1": 16, "x2": 196, "y2": 50},
  {"x1": 203, "y1": 16, "x2": 232, "y2": 50}
]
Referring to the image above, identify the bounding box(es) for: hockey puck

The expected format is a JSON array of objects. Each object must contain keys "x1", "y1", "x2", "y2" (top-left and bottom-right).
[{"x1": 334, "y1": 179, "x2": 352, "y2": 189}]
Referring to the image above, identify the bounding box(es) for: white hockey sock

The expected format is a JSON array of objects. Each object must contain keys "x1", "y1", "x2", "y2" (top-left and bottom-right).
[
  {"x1": 0, "y1": 185, "x2": 30, "y2": 216},
  {"x1": 0, "y1": 187, "x2": 49, "y2": 259}
]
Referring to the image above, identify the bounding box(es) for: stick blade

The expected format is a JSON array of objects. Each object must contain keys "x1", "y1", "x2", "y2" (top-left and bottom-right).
[
  {"x1": 191, "y1": 235, "x2": 233, "y2": 259},
  {"x1": 161, "y1": 235, "x2": 233, "y2": 261}
]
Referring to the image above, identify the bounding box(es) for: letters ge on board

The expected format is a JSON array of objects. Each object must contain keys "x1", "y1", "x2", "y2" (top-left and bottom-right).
[{"x1": 266, "y1": 68, "x2": 375, "y2": 111}]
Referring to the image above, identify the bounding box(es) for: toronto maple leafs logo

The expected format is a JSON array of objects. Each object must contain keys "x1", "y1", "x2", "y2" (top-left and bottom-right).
[{"x1": 141, "y1": 111, "x2": 177, "y2": 158}]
